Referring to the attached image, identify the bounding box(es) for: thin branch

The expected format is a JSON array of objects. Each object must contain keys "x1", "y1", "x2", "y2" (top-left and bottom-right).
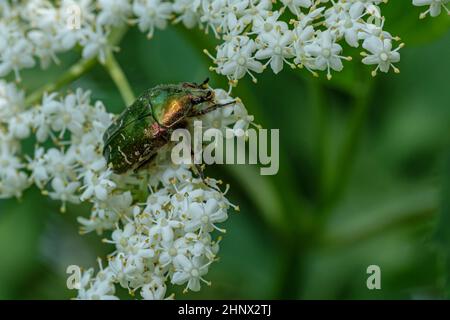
[
  {"x1": 25, "y1": 57, "x2": 97, "y2": 106},
  {"x1": 322, "y1": 79, "x2": 375, "y2": 213},
  {"x1": 319, "y1": 188, "x2": 438, "y2": 248},
  {"x1": 103, "y1": 51, "x2": 136, "y2": 106},
  {"x1": 24, "y1": 26, "x2": 129, "y2": 106}
]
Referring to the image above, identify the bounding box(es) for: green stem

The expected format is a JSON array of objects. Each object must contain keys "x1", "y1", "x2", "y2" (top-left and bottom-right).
[
  {"x1": 320, "y1": 204, "x2": 437, "y2": 248},
  {"x1": 309, "y1": 79, "x2": 329, "y2": 205},
  {"x1": 25, "y1": 58, "x2": 97, "y2": 106},
  {"x1": 323, "y1": 80, "x2": 374, "y2": 213},
  {"x1": 103, "y1": 51, "x2": 136, "y2": 106},
  {"x1": 225, "y1": 165, "x2": 286, "y2": 237},
  {"x1": 24, "y1": 26, "x2": 129, "y2": 107}
]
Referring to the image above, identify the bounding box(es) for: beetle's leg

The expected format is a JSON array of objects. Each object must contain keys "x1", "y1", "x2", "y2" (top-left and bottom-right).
[
  {"x1": 182, "y1": 78, "x2": 209, "y2": 89},
  {"x1": 190, "y1": 101, "x2": 236, "y2": 117},
  {"x1": 190, "y1": 151, "x2": 222, "y2": 192},
  {"x1": 134, "y1": 154, "x2": 157, "y2": 173}
]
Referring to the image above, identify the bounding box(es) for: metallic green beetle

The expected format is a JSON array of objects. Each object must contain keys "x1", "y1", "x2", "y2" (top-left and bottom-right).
[{"x1": 103, "y1": 79, "x2": 229, "y2": 174}]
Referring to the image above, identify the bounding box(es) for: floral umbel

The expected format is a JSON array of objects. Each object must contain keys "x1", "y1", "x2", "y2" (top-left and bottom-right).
[{"x1": 0, "y1": 0, "x2": 447, "y2": 299}]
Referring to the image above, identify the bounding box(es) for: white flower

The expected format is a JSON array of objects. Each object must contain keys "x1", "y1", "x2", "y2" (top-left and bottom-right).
[
  {"x1": 0, "y1": 143, "x2": 25, "y2": 178},
  {"x1": 143, "y1": 190, "x2": 170, "y2": 215},
  {"x1": 240, "y1": 0, "x2": 272, "y2": 26},
  {"x1": 110, "y1": 223, "x2": 137, "y2": 251},
  {"x1": 132, "y1": 0, "x2": 173, "y2": 39},
  {"x1": 362, "y1": 36, "x2": 403, "y2": 76},
  {"x1": 413, "y1": 0, "x2": 449, "y2": 18},
  {"x1": 0, "y1": 141, "x2": 29, "y2": 199},
  {"x1": 0, "y1": 81, "x2": 25, "y2": 121},
  {"x1": 50, "y1": 93, "x2": 86, "y2": 137},
  {"x1": 81, "y1": 26, "x2": 110, "y2": 64},
  {"x1": 8, "y1": 111, "x2": 32, "y2": 139},
  {"x1": 148, "y1": 212, "x2": 182, "y2": 244},
  {"x1": 184, "y1": 199, "x2": 228, "y2": 233},
  {"x1": 160, "y1": 164, "x2": 193, "y2": 185},
  {"x1": 48, "y1": 177, "x2": 81, "y2": 211},
  {"x1": 141, "y1": 277, "x2": 169, "y2": 300},
  {"x1": 251, "y1": 10, "x2": 286, "y2": 35},
  {"x1": 280, "y1": 0, "x2": 312, "y2": 16},
  {"x1": 326, "y1": 2, "x2": 366, "y2": 48},
  {"x1": 77, "y1": 264, "x2": 118, "y2": 300},
  {"x1": 304, "y1": 30, "x2": 348, "y2": 80},
  {"x1": 0, "y1": 38, "x2": 35, "y2": 81},
  {"x1": 28, "y1": 30, "x2": 61, "y2": 69},
  {"x1": 173, "y1": 0, "x2": 202, "y2": 29},
  {"x1": 172, "y1": 255, "x2": 211, "y2": 292},
  {"x1": 44, "y1": 148, "x2": 77, "y2": 181},
  {"x1": 80, "y1": 169, "x2": 116, "y2": 201},
  {"x1": 0, "y1": 170, "x2": 29, "y2": 199},
  {"x1": 255, "y1": 29, "x2": 295, "y2": 74},
  {"x1": 216, "y1": 0, "x2": 250, "y2": 35},
  {"x1": 97, "y1": 0, "x2": 132, "y2": 26},
  {"x1": 215, "y1": 36, "x2": 265, "y2": 83},
  {"x1": 158, "y1": 238, "x2": 189, "y2": 267},
  {"x1": 27, "y1": 147, "x2": 49, "y2": 188}
]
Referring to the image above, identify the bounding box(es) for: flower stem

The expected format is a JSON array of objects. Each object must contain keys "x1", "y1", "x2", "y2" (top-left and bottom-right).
[
  {"x1": 25, "y1": 57, "x2": 97, "y2": 106},
  {"x1": 103, "y1": 51, "x2": 136, "y2": 106},
  {"x1": 24, "y1": 26, "x2": 129, "y2": 107},
  {"x1": 309, "y1": 79, "x2": 329, "y2": 205},
  {"x1": 319, "y1": 189, "x2": 438, "y2": 248},
  {"x1": 322, "y1": 79, "x2": 374, "y2": 213}
]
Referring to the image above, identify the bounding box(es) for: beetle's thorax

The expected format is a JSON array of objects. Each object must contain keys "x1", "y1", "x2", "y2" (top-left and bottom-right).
[{"x1": 160, "y1": 95, "x2": 190, "y2": 127}]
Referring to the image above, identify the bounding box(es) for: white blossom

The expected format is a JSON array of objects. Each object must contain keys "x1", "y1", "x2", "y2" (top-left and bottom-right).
[
  {"x1": 362, "y1": 36, "x2": 403, "y2": 76},
  {"x1": 304, "y1": 30, "x2": 349, "y2": 80},
  {"x1": 133, "y1": 0, "x2": 173, "y2": 39},
  {"x1": 413, "y1": 0, "x2": 449, "y2": 18}
]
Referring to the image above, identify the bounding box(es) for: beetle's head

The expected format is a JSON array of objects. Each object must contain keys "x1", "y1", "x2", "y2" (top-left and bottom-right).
[
  {"x1": 193, "y1": 88, "x2": 214, "y2": 102},
  {"x1": 182, "y1": 78, "x2": 214, "y2": 104}
]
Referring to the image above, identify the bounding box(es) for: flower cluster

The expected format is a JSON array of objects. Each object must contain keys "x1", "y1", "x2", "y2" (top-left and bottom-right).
[
  {"x1": 0, "y1": 80, "x2": 250, "y2": 299},
  {"x1": 0, "y1": 0, "x2": 447, "y2": 301},
  {"x1": 198, "y1": 0, "x2": 405, "y2": 82},
  {"x1": 1, "y1": 1, "x2": 446, "y2": 84}
]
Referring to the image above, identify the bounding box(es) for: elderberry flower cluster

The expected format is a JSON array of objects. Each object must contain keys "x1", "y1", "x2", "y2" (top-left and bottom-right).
[
  {"x1": 0, "y1": 0, "x2": 447, "y2": 301},
  {"x1": 0, "y1": 79, "x2": 250, "y2": 299},
  {"x1": 1, "y1": 1, "x2": 447, "y2": 84}
]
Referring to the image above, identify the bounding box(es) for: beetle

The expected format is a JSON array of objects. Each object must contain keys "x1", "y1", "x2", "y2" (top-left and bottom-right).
[{"x1": 103, "y1": 79, "x2": 231, "y2": 174}]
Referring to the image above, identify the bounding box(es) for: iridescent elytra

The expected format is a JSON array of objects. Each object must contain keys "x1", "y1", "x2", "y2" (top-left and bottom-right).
[{"x1": 103, "y1": 79, "x2": 230, "y2": 174}]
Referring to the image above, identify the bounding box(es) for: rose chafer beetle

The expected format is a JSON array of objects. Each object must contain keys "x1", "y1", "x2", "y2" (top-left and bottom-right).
[{"x1": 103, "y1": 79, "x2": 231, "y2": 174}]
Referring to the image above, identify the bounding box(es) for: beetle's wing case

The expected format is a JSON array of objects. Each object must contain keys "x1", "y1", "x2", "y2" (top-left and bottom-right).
[
  {"x1": 102, "y1": 89, "x2": 162, "y2": 173},
  {"x1": 103, "y1": 89, "x2": 155, "y2": 146}
]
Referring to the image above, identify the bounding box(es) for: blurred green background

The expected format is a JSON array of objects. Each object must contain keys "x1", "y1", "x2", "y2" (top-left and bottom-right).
[{"x1": 0, "y1": 3, "x2": 449, "y2": 299}]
